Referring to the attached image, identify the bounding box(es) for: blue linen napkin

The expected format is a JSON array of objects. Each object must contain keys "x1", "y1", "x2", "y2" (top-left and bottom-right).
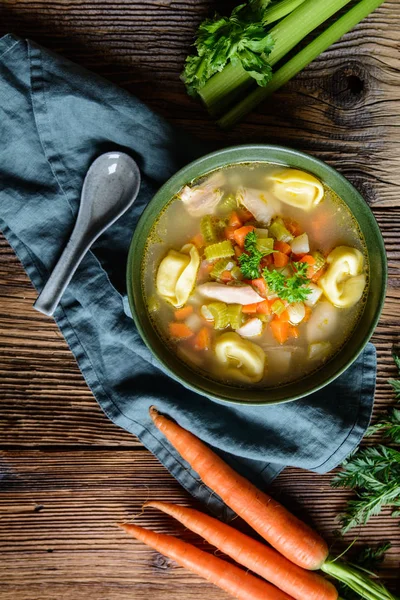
[{"x1": 0, "y1": 34, "x2": 376, "y2": 517}]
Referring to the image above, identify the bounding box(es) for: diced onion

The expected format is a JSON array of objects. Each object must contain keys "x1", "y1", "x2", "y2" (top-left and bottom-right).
[
  {"x1": 237, "y1": 318, "x2": 263, "y2": 338},
  {"x1": 304, "y1": 283, "x2": 323, "y2": 307},
  {"x1": 291, "y1": 233, "x2": 309, "y2": 255},
  {"x1": 201, "y1": 305, "x2": 214, "y2": 321},
  {"x1": 287, "y1": 302, "x2": 306, "y2": 325},
  {"x1": 185, "y1": 313, "x2": 203, "y2": 332}
]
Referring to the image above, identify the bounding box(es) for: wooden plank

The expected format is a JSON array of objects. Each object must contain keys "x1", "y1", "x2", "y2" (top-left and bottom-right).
[
  {"x1": 0, "y1": 451, "x2": 399, "y2": 599},
  {"x1": 1, "y1": 0, "x2": 400, "y2": 597}
]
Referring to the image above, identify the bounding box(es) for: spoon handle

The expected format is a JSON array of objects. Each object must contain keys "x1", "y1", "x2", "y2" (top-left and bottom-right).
[{"x1": 34, "y1": 228, "x2": 89, "y2": 316}]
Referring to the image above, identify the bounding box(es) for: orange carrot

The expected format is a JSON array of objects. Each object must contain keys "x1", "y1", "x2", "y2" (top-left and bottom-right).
[
  {"x1": 225, "y1": 226, "x2": 238, "y2": 241},
  {"x1": 252, "y1": 277, "x2": 267, "y2": 297},
  {"x1": 299, "y1": 255, "x2": 316, "y2": 266},
  {"x1": 288, "y1": 326, "x2": 299, "y2": 339},
  {"x1": 146, "y1": 502, "x2": 338, "y2": 600},
  {"x1": 256, "y1": 300, "x2": 271, "y2": 315},
  {"x1": 233, "y1": 225, "x2": 255, "y2": 248},
  {"x1": 298, "y1": 255, "x2": 316, "y2": 278},
  {"x1": 174, "y1": 306, "x2": 193, "y2": 321},
  {"x1": 169, "y1": 322, "x2": 194, "y2": 339},
  {"x1": 270, "y1": 319, "x2": 289, "y2": 344},
  {"x1": 228, "y1": 211, "x2": 242, "y2": 228},
  {"x1": 119, "y1": 522, "x2": 294, "y2": 600},
  {"x1": 242, "y1": 303, "x2": 259, "y2": 314},
  {"x1": 274, "y1": 241, "x2": 291, "y2": 255},
  {"x1": 150, "y1": 408, "x2": 329, "y2": 571},
  {"x1": 311, "y1": 265, "x2": 327, "y2": 283},
  {"x1": 238, "y1": 208, "x2": 254, "y2": 222},
  {"x1": 291, "y1": 253, "x2": 306, "y2": 262},
  {"x1": 191, "y1": 233, "x2": 204, "y2": 249},
  {"x1": 193, "y1": 327, "x2": 211, "y2": 351},
  {"x1": 234, "y1": 245, "x2": 243, "y2": 258},
  {"x1": 274, "y1": 252, "x2": 289, "y2": 268},
  {"x1": 284, "y1": 218, "x2": 302, "y2": 237},
  {"x1": 220, "y1": 270, "x2": 233, "y2": 283},
  {"x1": 261, "y1": 254, "x2": 274, "y2": 267}
]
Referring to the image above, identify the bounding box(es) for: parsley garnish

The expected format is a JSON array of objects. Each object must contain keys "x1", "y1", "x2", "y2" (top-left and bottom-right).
[
  {"x1": 263, "y1": 262, "x2": 311, "y2": 304},
  {"x1": 331, "y1": 351, "x2": 400, "y2": 534},
  {"x1": 182, "y1": 4, "x2": 274, "y2": 96},
  {"x1": 238, "y1": 230, "x2": 273, "y2": 279}
]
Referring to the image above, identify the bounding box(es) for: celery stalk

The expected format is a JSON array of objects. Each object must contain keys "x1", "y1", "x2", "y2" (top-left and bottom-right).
[
  {"x1": 200, "y1": 0, "x2": 353, "y2": 114},
  {"x1": 262, "y1": 0, "x2": 307, "y2": 26},
  {"x1": 218, "y1": 0, "x2": 385, "y2": 129}
]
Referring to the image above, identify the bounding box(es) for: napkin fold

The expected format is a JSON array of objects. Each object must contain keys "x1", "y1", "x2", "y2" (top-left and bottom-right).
[{"x1": 0, "y1": 34, "x2": 376, "y2": 517}]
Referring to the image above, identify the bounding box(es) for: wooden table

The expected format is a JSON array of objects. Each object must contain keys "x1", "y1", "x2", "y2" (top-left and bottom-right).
[{"x1": 1, "y1": 2, "x2": 399, "y2": 598}]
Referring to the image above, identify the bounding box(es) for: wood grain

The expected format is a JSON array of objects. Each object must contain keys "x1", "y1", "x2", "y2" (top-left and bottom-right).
[{"x1": 1, "y1": 0, "x2": 400, "y2": 598}]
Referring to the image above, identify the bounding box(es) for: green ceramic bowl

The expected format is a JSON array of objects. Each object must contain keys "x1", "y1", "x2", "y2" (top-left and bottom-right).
[{"x1": 127, "y1": 145, "x2": 387, "y2": 405}]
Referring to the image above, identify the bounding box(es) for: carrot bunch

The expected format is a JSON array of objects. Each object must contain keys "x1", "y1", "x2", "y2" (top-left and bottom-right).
[{"x1": 118, "y1": 409, "x2": 397, "y2": 600}]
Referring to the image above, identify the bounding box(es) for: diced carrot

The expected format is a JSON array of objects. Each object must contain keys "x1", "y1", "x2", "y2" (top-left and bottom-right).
[
  {"x1": 274, "y1": 241, "x2": 291, "y2": 255},
  {"x1": 228, "y1": 211, "x2": 242, "y2": 228},
  {"x1": 242, "y1": 303, "x2": 259, "y2": 314},
  {"x1": 303, "y1": 306, "x2": 313, "y2": 322},
  {"x1": 238, "y1": 208, "x2": 254, "y2": 222},
  {"x1": 252, "y1": 277, "x2": 267, "y2": 297},
  {"x1": 291, "y1": 253, "x2": 306, "y2": 262},
  {"x1": 193, "y1": 327, "x2": 211, "y2": 351},
  {"x1": 277, "y1": 310, "x2": 290, "y2": 323},
  {"x1": 284, "y1": 218, "x2": 302, "y2": 237},
  {"x1": 191, "y1": 233, "x2": 204, "y2": 249},
  {"x1": 234, "y1": 245, "x2": 243, "y2": 258},
  {"x1": 311, "y1": 265, "x2": 327, "y2": 283},
  {"x1": 261, "y1": 254, "x2": 274, "y2": 267},
  {"x1": 233, "y1": 225, "x2": 255, "y2": 248},
  {"x1": 270, "y1": 319, "x2": 289, "y2": 344},
  {"x1": 273, "y1": 252, "x2": 289, "y2": 268},
  {"x1": 220, "y1": 270, "x2": 233, "y2": 283},
  {"x1": 298, "y1": 255, "x2": 316, "y2": 278},
  {"x1": 288, "y1": 326, "x2": 299, "y2": 339},
  {"x1": 169, "y1": 322, "x2": 194, "y2": 339},
  {"x1": 224, "y1": 226, "x2": 238, "y2": 241},
  {"x1": 174, "y1": 306, "x2": 194, "y2": 321},
  {"x1": 299, "y1": 255, "x2": 316, "y2": 266},
  {"x1": 256, "y1": 300, "x2": 271, "y2": 315}
]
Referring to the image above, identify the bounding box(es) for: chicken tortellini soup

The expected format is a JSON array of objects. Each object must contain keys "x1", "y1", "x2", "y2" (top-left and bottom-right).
[{"x1": 143, "y1": 163, "x2": 368, "y2": 387}]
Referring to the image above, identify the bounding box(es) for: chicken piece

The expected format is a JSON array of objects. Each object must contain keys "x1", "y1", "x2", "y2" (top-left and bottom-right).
[{"x1": 197, "y1": 283, "x2": 264, "y2": 305}]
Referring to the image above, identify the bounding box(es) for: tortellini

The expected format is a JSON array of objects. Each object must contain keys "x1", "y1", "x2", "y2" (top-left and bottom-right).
[
  {"x1": 156, "y1": 243, "x2": 200, "y2": 307},
  {"x1": 215, "y1": 332, "x2": 266, "y2": 383},
  {"x1": 319, "y1": 246, "x2": 366, "y2": 308},
  {"x1": 270, "y1": 169, "x2": 324, "y2": 211}
]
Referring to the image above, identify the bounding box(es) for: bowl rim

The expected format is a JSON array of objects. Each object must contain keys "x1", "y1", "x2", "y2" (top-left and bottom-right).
[{"x1": 127, "y1": 143, "x2": 387, "y2": 406}]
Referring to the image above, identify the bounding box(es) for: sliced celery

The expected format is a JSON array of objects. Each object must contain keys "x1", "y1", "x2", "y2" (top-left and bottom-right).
[
  {"x1": 269, "y1": 219, "x2": 293, "y2": 243},
  {"x1": 256, "y1": 237, "x2": 274, "y2": 254},
  {"x1": 311, "y1": 251, "x2": 326, "y2": 272},
  {"x1": 217, "y1": 193, "x2": 238, "y2": 216},
  {"x1": 201, "y1": 215, "x2": 218, "y2": 244},
  {"x1": 208, "y1": 302, "x2": 230, "y2": 329},
  {"x1": 271, "y1": 299, "x2": 286, "y2": 315},
  {"x1": 231, "y1": 265, "x2": 243, "y2": 281},
  {"x1": 227, "y1": 304, "x2": 243, "y2": 330},
  {"x1": 205, "y1": 240, "x2": 235, "y2": 261}
]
